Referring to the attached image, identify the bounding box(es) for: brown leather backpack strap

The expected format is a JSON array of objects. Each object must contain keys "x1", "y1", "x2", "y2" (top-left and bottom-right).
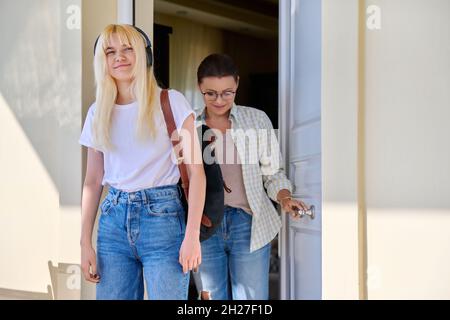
[
  {"x1": 160, "y1": 89, "x2": 190, "y2": 199},
  {"x1": 160, "y1": 90, "x2": 213, "y2": 228}
]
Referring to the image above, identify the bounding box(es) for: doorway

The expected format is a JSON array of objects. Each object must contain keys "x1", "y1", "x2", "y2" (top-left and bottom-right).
[{"x1": 153, "y1": 0, "x2": 281, "y2": 299}]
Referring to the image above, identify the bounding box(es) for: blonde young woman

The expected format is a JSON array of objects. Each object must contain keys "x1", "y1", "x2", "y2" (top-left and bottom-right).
[{"x1": 79, "y1": 24, "x2": 205, "y2": 300}]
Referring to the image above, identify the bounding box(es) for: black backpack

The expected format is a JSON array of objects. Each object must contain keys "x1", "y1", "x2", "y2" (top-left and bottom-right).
[{"x1": 161, "y1": 90, "x2": 225, "y2": 242}]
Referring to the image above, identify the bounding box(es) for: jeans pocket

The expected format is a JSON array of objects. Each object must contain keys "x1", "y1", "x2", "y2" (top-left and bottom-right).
[
  {"x1": 100, "y1": 198, "x2": 114, "y2": 216},
  {"x1": 145, "y1": 199, "x2": 182, "y2": 217}
]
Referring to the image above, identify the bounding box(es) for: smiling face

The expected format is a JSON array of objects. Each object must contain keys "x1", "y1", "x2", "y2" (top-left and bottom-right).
[
  {"x1": 105, "y1": 33, "x2": 136, "y2": 83},
  {"x1": 199, "y1": 76, "x2": 239, "y2": 118}
]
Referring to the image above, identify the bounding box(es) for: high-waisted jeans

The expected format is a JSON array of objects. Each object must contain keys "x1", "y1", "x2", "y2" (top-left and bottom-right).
[
  {"x1": 95, "y1": 184, "x2": 189, "y2": 300},
  {"x1": 193, "y1": 206, "x2": 271, "y2": 300}
]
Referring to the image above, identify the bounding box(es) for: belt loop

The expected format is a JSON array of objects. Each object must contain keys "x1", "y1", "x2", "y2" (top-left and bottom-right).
[
  {"x1": 142, "y1": 190, "x2": 148, "y2": 204},
  {"x1": 113, "y1": 189, "x2": 121, "y2": 205}
]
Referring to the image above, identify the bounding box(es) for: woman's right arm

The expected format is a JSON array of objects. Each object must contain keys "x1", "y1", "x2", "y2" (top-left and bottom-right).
[{"x1": 80, "y1": 147, "x2": 104, "y2": 283}]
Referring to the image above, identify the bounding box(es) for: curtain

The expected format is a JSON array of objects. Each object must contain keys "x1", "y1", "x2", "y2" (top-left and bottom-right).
[{"x1": 156, "y1": 13, "x2": 224, "y2": 111}]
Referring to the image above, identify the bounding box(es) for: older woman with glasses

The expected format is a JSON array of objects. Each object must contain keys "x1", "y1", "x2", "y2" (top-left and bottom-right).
[{"x1": 193, "y1": 53, "x2": 310, "y2": 300}]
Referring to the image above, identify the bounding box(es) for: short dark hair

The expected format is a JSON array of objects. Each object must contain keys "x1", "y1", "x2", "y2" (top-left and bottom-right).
[{"x1": 197, "y1": 54, "x2": 239, "y2": 84}]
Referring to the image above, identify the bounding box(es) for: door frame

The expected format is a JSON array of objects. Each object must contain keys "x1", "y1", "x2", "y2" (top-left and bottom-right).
[{"x1": 278, "y1": 0, "x2": 291, "y2": 300}]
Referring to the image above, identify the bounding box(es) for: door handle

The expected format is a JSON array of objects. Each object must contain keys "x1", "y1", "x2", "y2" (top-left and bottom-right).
[{"x1": 297, "y1": 205, "x2": 315, "y2": 220}]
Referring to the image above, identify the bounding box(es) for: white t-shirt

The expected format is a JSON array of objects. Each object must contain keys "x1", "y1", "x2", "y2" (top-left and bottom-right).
[{"x1": 79, "y1": 89, "x2": 195, "y2": 192}]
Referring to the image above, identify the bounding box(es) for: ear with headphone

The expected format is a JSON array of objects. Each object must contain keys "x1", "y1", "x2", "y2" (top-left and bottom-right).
[{"x1": 93, "y1": 25, "x2": 153, "y2": 67}]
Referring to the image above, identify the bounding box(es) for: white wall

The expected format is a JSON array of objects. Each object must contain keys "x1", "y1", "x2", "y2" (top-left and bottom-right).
[
  {"x1": 322, "y1": 0, "x2": 361, "y2": 299},
  {"x1": 322, "y1": 0, "x2": 450, "y2": 299},
  {"x1": 0, "y1": 0, "x2": 82, "y2": 298},
  {"x1": 364, "y1": 0, "x2": 450, "y2": 299}
]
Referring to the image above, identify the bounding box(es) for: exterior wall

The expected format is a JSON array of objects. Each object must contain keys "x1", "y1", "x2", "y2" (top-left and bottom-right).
[
  {"x1": 322, "y1": 0, "x2": 361, "y2": 299},
  {"x1": 364, "y1": 0, "x2": 450, "y2": 299},
  {"x1": 0, "y1": 0, "x2": 82, "y2": 298},
  {"x1": 322, "y1": 0, "x2": 450, "y2": 299}
]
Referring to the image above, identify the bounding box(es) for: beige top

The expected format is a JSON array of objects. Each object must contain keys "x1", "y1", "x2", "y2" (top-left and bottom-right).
[
  {"x1": 197, "y1": 105, "x2": 293, "y2": 252},
  {"x1": 215, "y1": 130, "x2": 252, "y2": 215}
]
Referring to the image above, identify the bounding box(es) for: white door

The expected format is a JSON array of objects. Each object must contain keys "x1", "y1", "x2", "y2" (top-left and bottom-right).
[{"x1": 279, "y1": 0, "x2": 322, "y2": 300}]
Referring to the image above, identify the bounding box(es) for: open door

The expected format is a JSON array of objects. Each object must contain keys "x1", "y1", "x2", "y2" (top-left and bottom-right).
[{"x1": 279, "y1": 0, "x2": 322, "y2": 300}]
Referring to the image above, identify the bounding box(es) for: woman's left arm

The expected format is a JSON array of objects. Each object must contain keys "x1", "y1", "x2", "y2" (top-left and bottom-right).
[
  {"x1": 259, "y1": 113, "x2": 309, "y2": 219},
  {"x1": 178, "y1": 114, "x2": 206, "y2": 274}
]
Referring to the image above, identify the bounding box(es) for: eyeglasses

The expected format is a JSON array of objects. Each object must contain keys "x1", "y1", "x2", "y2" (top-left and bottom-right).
[{"x1": 201, "y1": 90, "x2": 236, "y2": 101}]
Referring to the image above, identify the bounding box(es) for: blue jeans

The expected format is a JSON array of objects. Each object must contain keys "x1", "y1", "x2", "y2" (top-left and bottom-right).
[
  {"x1": 96, "y1": 184, "x2": 189, "y2": 300},
  {"x1": 193, "y1": 206, "x2": 271, "y2": 300}
]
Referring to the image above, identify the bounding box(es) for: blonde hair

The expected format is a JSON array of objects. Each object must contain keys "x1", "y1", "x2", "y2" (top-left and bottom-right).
[{"x1": 92, "y1": 24, "x2": 160, "y2": 149}]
